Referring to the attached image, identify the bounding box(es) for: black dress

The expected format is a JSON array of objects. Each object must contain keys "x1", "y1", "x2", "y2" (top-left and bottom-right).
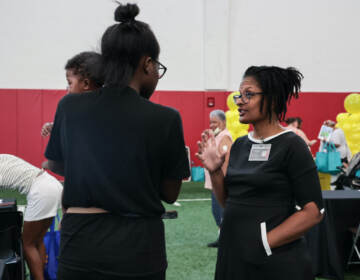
[{"x1": 215, "y1": 130, "x2": 324, "y2": 280}]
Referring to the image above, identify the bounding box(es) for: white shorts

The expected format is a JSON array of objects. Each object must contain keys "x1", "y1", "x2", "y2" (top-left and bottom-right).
[{"x1": 24, "y1": 172, "x2": 63, "y2": 222}]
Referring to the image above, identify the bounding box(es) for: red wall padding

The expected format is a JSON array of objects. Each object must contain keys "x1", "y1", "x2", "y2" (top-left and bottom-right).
[{"x1": 0, "y1": 89, "x2": 349, "y2": 168}]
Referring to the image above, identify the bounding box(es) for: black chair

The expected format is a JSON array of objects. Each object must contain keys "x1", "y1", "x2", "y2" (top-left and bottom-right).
[{"x1": 0, "y1": 211, "x2": 26, "y2": 280}]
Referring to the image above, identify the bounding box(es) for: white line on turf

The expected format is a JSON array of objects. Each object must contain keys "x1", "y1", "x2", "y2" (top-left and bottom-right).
[{"x1": 177, "y1": 198, "x2": 211, "y2": 202}]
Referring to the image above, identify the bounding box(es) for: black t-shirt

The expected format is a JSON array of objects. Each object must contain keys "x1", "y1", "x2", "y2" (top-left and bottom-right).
[
  {"x1": 45, "y1": 86, "x2": 189, "y2": 216},
  {"x1": 45, "y1": 86, "x2": 190, "y2": 276}
]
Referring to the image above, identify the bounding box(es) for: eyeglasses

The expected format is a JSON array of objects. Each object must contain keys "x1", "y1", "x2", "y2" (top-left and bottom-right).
[
  {"x1": 153, "y1": 59, "x2": 167, "y2": 79},
  {"x1": 233, "y1": 91, "x2": 263, "y2": 104}
]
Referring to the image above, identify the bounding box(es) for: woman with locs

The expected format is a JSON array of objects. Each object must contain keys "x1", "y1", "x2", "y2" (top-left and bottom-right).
[
  {"x1": 196, "y1": 66, "x2": 324, "y2": 279},
  {"x1": 45, "y1": 3, "x2": 189, "y2": 280}
]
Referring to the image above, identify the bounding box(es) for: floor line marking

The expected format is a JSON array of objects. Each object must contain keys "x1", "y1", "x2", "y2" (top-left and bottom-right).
[{"x1": 177, "y1": 198, "x2": 211, "y2": 202}]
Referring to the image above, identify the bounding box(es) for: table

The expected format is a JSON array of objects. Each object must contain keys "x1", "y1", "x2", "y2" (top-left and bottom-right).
[{"x1": 305, "y1": 190, "x2": 360, "y2": 280}]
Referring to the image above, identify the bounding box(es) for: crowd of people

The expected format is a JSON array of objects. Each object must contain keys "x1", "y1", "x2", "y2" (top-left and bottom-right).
[{"x1": 1, "y1": 2, "x2": 350, "y2": 280}]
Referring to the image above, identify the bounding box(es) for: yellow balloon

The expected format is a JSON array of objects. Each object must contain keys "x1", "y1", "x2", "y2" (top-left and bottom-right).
[
  {"x1": 352, "y1": 122, "x2": 360, "y2": 133},
  {"x1": 239, "y1": 123, "x2": 250, "y2": 130},
  {"x1": 229, "y1": 130, "x2": 238, "y2": 140},
  {"x1": 348, "y1": 113, "x2": 360, "y2": 124},
  {"x1": 352, "y1": 133, "x2": 360, "y2": 141},
  {"x1": 342, "y1": 122, "x2": 352, "y2": 133},
  {"x1": 238, "y1": 129, "x2": 249, "y2": 137},
  {"x1": 336, "y1": 112, "x2": 350, "y2": 124},
  {"x1": 226, "y1": 121, "x2": 235, "y2": 132},
  {"x1": 225, "y1": 110, "x2": 238, "y2": 123},
  {"x1": 344, "y1": 93, "x2": 360, "y2": 114},
  {"x1": 226, "y1": 91, "x2": 239, "y2": 111}
]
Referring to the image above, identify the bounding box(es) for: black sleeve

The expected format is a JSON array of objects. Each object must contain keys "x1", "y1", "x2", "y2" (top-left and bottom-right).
[
  {"x1": 45, "y1": 98, "x2": 65, "y2": 162},
  {"x1": 286, "y1": 135, "x2": 324, "y2": 211},
  {"x1": 162, "y1": 111, "x2": 190, "y2": 180}
]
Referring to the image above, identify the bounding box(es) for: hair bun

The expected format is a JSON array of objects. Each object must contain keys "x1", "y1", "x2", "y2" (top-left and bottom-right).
[{"x1": 114, "y1": 3, "x2": 140, "y2": 23}]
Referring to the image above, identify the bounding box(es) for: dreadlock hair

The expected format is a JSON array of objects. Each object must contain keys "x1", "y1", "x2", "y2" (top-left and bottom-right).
[
  {"x1": 101, "y1": 2, "x2": 160, "y2": 87},
  {"x1": 65, "y1": 51, "x2": 104, "y2": 88},
  {"x1": 243, "y1": 66, "x2": 303, "y2": 122}
]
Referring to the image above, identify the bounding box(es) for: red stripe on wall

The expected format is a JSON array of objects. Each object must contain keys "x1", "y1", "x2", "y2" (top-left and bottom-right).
[{"x1": 0, "y1": 89, "x2": 350, "y2": 169}]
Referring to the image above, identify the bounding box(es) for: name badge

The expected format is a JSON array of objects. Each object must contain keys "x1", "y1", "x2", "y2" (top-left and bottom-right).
[{"x1": 249, "y1": 144, "x2": 271, "y2": 161}]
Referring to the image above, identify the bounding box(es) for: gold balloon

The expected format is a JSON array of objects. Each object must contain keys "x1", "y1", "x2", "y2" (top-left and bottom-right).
[{"x1": 344, "y1": 93, "x2": 360, "y2": 114}]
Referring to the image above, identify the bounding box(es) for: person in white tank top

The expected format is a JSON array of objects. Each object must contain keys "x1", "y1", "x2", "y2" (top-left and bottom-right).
[
  {"x1": 0, "y1": 154, "x2": 62, "y2": 280},
  {"x1": 203, "y1": 110, "x2": 233, "y2": 247}
]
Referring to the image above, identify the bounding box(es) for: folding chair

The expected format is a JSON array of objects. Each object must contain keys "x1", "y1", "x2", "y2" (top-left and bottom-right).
[
  {"x1": 0, "y1": 211, "x2": 26, "y2": 280},
  {"x1": 347, "y1": 223, "x2": 360, "y2": 268}
]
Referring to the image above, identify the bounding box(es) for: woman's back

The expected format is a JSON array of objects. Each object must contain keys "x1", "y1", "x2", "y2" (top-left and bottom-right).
[{"x1": 47, "y1": 86, "x2": 188, "y2": 216}]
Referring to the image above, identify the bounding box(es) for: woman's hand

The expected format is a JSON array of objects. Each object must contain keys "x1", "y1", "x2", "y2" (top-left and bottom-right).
[
  {"x1": 195, "y1": 129, "x2": 226, "y2": 172},
  {"x1": 41, "y1": 122, "x2": 54, "y2": 137}
]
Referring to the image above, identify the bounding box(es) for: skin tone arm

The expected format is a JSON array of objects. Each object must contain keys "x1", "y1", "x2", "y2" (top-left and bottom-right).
[
  {"x1": 218, "y1": 135, "x2": 232, "y2": 174},
  {"x1": 42, "y1": 160, "x2": 64, "y2": 176},
  {"x1": 160, "y1": 179, "x2": 182, "y2": 204},
  {"x1": 267, "y1": 201, "x2": 323, "y2": 248},
  {"x1": 196, "y1": 129, "x2": 323, "y2": 249}
]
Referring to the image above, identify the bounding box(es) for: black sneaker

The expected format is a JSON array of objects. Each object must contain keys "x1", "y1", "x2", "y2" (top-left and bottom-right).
[
  {"x1": 207, "y1": 239, "x2": 219, "y2": 248},
  {"x1": 161, "y1": 210, "x2": 178, "y2": 219}
]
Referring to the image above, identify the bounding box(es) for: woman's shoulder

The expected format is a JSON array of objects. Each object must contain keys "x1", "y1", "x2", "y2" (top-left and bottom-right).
[{"x1": 232, "y1": 135, "x2": 250, "y2": 147}]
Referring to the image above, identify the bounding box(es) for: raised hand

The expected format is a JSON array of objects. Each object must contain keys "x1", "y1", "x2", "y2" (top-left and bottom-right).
[
  {"x1": 41, "y1": 122, "x2": 54, "y2": 137},
  {"x1": 195, "y1": 129, "x2": 226, "y2": 173}
]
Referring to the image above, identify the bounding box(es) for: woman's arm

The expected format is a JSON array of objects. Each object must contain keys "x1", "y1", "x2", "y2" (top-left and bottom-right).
[
  {"x1": 160, "y1": 179, "x2": 182, "y2": 204},
  {"x1": 268, "y1": 135, "x2": 324, "y2": 249},
  {"x1": 267, "y1": 201, "x2": 323, "y2": 249},
  {"x1": 218, "y1": 135, "x2": 232, "y2": 175}
]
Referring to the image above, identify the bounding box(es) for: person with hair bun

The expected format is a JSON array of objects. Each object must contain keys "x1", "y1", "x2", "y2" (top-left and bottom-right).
[
  {"x1": 197, "y1": 66, "x2": 324, "y2": 279},
  {"x1": 45, "y1": 3, "x2": 189, "y2": 280}
]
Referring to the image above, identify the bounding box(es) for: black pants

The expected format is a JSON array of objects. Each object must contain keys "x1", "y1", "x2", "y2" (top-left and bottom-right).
[{"x1": 58, "y1": 266, "x2": 166, "y2": 280}]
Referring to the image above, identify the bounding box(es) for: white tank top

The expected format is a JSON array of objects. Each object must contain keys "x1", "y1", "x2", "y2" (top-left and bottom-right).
[{"x1": 0, "y1": 154, "x2": 41, "y2": 194}]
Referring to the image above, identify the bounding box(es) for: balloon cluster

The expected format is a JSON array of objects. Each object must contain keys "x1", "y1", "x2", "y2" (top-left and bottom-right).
[
  {"x1": 336, "y1": 93, "x2": 360, "y2": 155},
  {"x1": 225, "y1": 91, "x2": 249, "y2": 140}
]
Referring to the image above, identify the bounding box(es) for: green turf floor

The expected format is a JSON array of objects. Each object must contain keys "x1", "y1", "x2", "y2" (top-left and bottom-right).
[{"x1": 1, "y1": 182, "x2": 359, "y2": 279}]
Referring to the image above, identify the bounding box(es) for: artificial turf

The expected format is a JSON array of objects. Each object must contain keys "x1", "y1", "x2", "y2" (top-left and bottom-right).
[{"x1": 1, "y1": 182, "x2": 359, "y2": 279}]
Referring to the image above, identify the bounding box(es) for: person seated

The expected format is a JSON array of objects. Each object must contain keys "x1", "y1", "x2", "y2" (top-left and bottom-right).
[{"x1": 0, "y1": 154, "x2": 63, "y2": 280}]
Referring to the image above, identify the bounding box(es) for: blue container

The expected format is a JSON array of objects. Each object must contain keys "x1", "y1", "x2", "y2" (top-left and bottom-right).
[{"x1": 191, "y1": 166, "x2": 205, "y2": 182}]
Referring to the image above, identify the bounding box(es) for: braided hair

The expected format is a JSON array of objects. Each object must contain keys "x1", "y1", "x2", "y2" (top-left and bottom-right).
[{"x1": 243, "y1": 66, "x2": 303, "y2": 122}]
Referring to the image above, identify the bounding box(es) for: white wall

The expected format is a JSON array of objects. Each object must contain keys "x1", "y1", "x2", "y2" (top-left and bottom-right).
[
  {"x1": 228, "y1": 0, "x2": 360, "y2": 92},
  {"x1": 0, "y1": 0, "x2": 359, "y2": 91}
]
